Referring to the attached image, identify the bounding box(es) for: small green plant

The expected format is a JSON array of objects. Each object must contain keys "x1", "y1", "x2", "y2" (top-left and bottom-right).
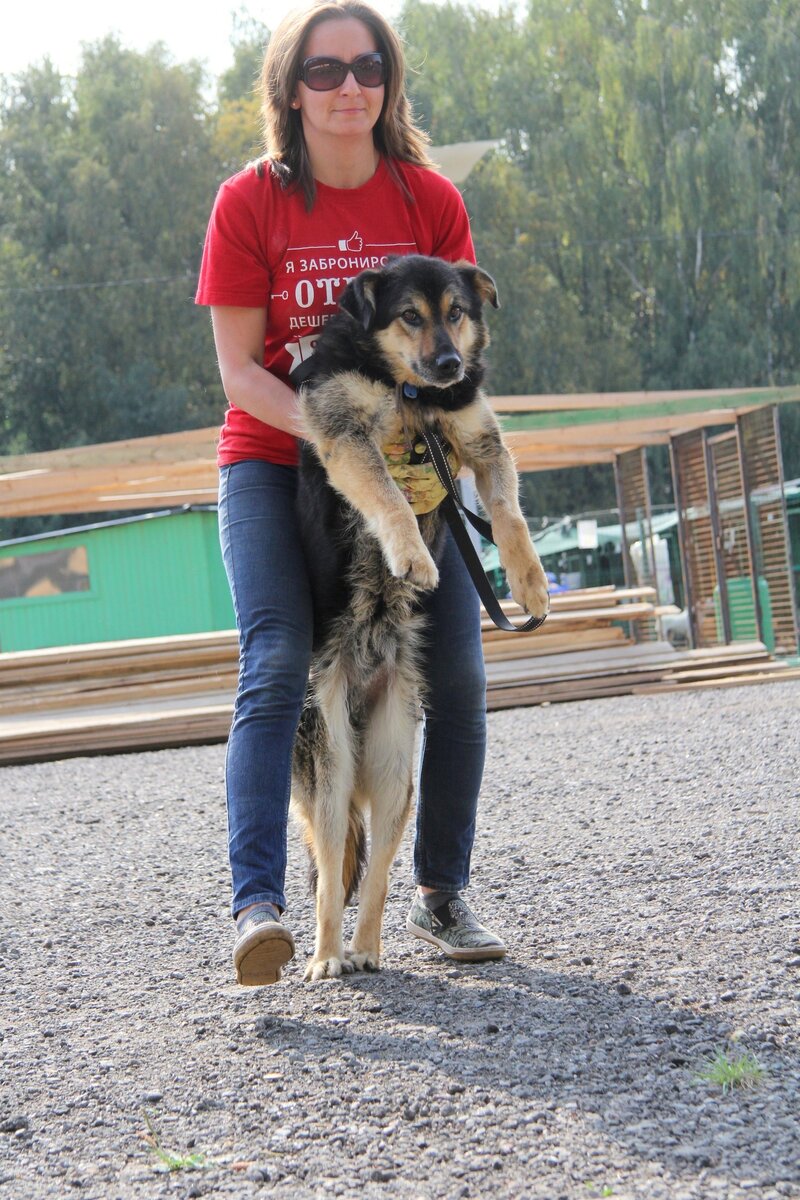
[
  {"x1": 140, "y1": 1109, "x2": 205, "y2": 1173},
  {"x1": 696, "y1": 1048, "x2": 765, "y2": 1095}
]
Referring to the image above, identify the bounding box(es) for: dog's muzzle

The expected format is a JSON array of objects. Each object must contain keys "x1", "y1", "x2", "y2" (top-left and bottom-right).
[{"x1": 434, "y1": 348, "x2": 463, "y2": 378}]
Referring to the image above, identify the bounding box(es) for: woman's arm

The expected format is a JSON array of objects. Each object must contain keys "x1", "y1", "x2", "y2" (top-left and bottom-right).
[{"x1": 210, "y1": 306, "x2": 306, "y2": 439}]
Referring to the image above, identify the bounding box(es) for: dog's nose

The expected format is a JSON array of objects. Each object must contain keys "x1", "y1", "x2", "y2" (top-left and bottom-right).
[{"x1": 435, "y1": 349, "x2": 462, "y2": 376}]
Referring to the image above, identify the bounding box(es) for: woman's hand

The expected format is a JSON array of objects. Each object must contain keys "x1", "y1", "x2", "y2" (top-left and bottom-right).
[{"x1": 210, "y1": 306, "x2": 307, "y2": 439}]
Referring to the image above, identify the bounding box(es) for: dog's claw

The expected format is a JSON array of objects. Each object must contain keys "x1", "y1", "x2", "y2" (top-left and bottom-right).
[
  {"x1": 384, "y1": 537, "x2": 439, "y2": 590},
  {"x1": 399, "y1": 553, "x2": 439, "y2": 590},
  {"x1": 346, "y1": 949, "x2": 381, "y2": 972},
  {"x1": 507, "y1": 556, "x2": 550, "y2": 618},
  {"x1": 304, "y1": 955, "x2": 355, "y2": 982}
]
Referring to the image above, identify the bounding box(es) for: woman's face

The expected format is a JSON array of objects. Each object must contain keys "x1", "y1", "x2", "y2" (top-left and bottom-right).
[{"x1": 292, "y1": 17, "x2": 385, "y2": 150}]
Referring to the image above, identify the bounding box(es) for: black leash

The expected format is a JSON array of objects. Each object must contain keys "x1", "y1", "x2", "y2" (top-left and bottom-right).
[{"x1": 419, "y1": 428, "x2": 548, "y2": 634}]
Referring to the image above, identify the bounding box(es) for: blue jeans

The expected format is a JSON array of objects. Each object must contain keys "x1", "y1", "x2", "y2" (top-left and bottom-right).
[{"x1": 218, "y1": 459, "x2": 487, "y2": 917}]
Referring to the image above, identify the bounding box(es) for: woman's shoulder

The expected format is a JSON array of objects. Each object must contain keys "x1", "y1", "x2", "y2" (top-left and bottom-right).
[
  {"x1": 391, "y1": 159, "x2": 463, "y2": 202},
  {"x1": 217, "y1": 158, "x2": 282, "y2": 202},
  {"x1": 387, "y1": 159, "x2": 473, "y2": 262},
  {"x1": 209, "y1": 160, "x2": 298, "y2": 239}
]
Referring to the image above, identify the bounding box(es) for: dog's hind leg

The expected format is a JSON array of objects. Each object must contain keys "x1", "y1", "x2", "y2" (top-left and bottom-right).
[
  {"x1": 299, "y1": 674, "x2": 359, "y2": 983},
  {"x1": 348, "y1": 672, "x2": 418, "y2": 971}
]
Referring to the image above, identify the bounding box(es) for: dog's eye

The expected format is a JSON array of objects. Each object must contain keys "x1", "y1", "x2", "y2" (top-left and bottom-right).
[
  {"x1": 402, "y1": 308, "x2": 422, "y2": 326},
  {"x1": 448, "y1": 305, "x2": 464, "y2": 322}
]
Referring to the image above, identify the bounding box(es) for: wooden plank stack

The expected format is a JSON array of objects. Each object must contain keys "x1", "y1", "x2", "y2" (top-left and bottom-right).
[
  {"x1": 0, "y1": 586, "x2": 796, "y2": 765},
  {"x1": 480, "y1": 586, "x2": 800, "y2": 706}
]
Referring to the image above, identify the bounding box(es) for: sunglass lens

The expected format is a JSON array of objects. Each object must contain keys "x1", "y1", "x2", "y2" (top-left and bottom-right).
[
  {"x1": 304, "y1": 60, "x2": 345, "y2": 90},
  {"x1": 353, "y1": 55, "x2": 385, "y2": 86}
]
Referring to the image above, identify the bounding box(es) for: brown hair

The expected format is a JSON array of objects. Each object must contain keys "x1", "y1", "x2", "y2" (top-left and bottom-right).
[{"x1": 257, "y1": 0, "x2": 434, "y2": 208}]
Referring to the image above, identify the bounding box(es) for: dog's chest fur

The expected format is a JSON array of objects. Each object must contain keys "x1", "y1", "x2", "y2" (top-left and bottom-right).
[{"x1": 297, "y1": 422, "x2": 445, "y2": 661}]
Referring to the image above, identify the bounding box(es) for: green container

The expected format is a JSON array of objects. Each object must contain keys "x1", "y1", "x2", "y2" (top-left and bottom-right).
[
  {"x1": 713, "y1": 575, "x2": 774, "y2": 651},
  {"x1": 0, "y1": 507, "x2": 235, "y2": 653}
]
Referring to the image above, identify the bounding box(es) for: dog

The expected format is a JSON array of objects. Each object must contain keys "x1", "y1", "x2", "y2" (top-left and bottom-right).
[{"x1": 291, "y1": 254, "x2": 549, "y2": 982}]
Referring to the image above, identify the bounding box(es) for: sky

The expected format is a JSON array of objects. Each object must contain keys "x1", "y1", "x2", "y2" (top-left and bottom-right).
[{"x1": 2, "y1": 1, "x2": 413, "y2": 85}]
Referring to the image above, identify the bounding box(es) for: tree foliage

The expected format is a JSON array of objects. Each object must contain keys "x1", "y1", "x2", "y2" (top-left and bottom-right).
[
  {"x1": 1, "y1": 2, "x2": 798, "y2": 521},
  {"x1": 0, "y1": 41, "x2": 224, "y2": 456},
  {"x1": 213, "y1": 10, "x2": 269, "y2": 175},
  {"x1": 399, "y1": 0, "x2": 800, "y2": 511}
]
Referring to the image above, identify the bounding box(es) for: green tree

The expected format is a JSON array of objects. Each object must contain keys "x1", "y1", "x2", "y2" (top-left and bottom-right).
[
  {"x1": 214, "y1": 9, "x2": 269, "y2": 176},
  {"x1": 398, "y1": 0, "x2": 800, "y2": 509},
  {"x1": 0, "y1": 42, "x2": 224, "y2": 456},
  {"x1": 1, "y1": 60, "x2": 81, "y2": 453},
  {"x1": 724, "y1": 0, "x2": 800, "y2": 384}
]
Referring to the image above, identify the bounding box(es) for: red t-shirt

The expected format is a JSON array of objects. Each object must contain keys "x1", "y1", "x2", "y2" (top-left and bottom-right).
[{"x1": 195, "y1": 158, "x2": 475, "y2": 466}]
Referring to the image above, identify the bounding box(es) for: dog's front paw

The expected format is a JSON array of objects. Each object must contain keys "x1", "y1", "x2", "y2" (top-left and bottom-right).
[
  {"x1": 304, "y1": 955, "x2": 355, "y2": 983},
  {"x1": 506, "y1": 552, "x2": 550, "y2": 618},
  {"x1": 346, "y1": 947, "x2": 381, "y2": 972},
  {"x1": 386, "y1": 541, "x2": 439, "y2": 590}
]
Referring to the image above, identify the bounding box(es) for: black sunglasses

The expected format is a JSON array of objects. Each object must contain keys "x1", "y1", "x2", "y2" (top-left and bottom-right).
[{"x1": 298, "y1": 51, "x2": 387, "y2": 92}]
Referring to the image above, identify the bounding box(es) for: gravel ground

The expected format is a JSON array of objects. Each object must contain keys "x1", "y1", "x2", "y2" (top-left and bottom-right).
[{"x1": 1, "y1": 680, "x2": 799, "y2": 1200}]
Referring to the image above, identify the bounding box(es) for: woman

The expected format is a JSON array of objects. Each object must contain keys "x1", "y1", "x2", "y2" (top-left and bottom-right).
[{"x1": 196, "y1": 0, "x2": 506, "y2": 985}]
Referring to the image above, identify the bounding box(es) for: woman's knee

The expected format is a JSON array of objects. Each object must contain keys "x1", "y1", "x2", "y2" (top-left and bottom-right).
[
  {"x1": 237, "y1": 622, "x2": 312, "y2": 714},
  {"x1": 425, "y1": 653, "x2": 486, "y2": 722}
]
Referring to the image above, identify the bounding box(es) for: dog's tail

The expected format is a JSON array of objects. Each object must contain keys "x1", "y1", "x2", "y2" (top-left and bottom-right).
[
  {"x1": 304, "y1": 803, "x2": 368, "y2": 905},
  {"x1": 342, "y1": 805, "x2": 368, "y2": 904}
]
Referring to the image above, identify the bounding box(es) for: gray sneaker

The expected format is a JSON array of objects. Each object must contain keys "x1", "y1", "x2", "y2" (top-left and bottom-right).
[
  {"x1": 233, "y1": 905, "x2": 295, "y2": 986},
  {"x1": 406, "y1": 895, "x2": 507, "y2": 961}
]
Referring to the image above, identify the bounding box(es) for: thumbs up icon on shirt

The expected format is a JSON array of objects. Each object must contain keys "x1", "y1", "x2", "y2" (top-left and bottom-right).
[{"x1": 338, "y1": 231, "x2": 363, "y2": 252}]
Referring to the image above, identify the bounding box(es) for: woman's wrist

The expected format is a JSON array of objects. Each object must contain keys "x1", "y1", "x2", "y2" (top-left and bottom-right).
[{"x1": 225, "y1": 360, "x2": 306, "y2": 439}]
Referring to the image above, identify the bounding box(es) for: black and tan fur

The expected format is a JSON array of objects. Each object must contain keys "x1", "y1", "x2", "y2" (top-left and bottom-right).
[{"x1": 292, "y1": 255, "x2": 548, "y2": 982}]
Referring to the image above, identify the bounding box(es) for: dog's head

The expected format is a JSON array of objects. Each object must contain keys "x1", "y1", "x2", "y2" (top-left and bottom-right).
[{"x1": 339, "y1": 255, "x2": 498, "y2": 392}]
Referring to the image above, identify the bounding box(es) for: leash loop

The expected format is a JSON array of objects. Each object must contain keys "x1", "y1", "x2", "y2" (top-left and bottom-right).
[{"x1": 420, "y1": 430, "x2": 549, "y2": 635}]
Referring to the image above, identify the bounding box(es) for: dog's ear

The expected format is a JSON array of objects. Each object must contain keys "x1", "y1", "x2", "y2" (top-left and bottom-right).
[
  {"x1": 457, "y1": 262, "x2": 500, "y2": 310},
  {"x1": 339, "y1": 270, "x2": 381, "y2": 331}
]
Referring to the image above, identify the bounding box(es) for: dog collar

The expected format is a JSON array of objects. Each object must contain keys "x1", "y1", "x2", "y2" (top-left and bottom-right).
[{"x1": 402, "y1": 383, "x2": 418, "y2": 400}]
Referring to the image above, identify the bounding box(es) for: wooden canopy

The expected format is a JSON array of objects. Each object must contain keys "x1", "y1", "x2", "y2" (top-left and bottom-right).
[
  {"x1": 0, "y1": 386, "x2": 797, "y2": 519},
  {"x1": 430, "y1": 140, "x2": 500, "y2": 184},
  {"x1": 498, "y1": 386, "x2": 800, "y2": 471}
]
